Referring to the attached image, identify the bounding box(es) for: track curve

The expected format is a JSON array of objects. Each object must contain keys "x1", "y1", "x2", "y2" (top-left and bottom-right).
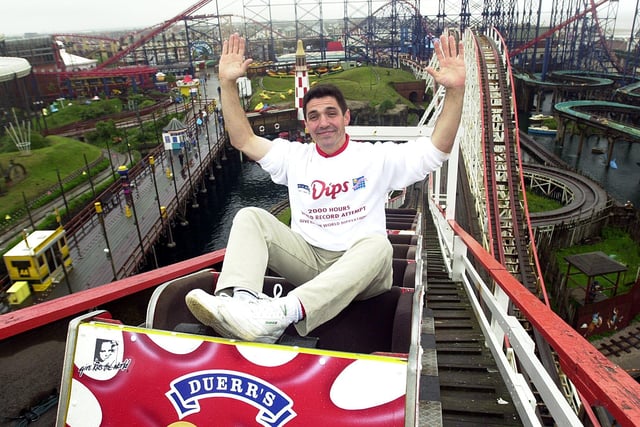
[
  {"x1": 523, "y1": 164, "x2": 610, "y2": 226},
  {"x1": 519, "y1": 133, "x2": 611, "y2": 226},
  {"x1": 554, "y1": 100, "x2": 640, "y2": 141}
]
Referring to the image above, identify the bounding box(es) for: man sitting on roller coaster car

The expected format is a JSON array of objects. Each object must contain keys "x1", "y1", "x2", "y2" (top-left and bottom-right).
[{"x1": 186, "y1": 32, "x2": 466, "y2": 344}]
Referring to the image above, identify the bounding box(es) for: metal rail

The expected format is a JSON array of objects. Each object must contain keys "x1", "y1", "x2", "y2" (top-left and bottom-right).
[
  {"x1": 475, "y1": 32, "x2": 535, "y2": 289},
  {"x1": 462, "y1": 28, "x2": 577, "y2": 425},
  {"x1": 96, "y1": 0, "x2": 213, "y2": 69},
  {"x1": 426, "y1": 27, "x2": 640, "y2": 426},
  {"x1": 429, "y1": 203, "x2": 640, "y2": 426}
]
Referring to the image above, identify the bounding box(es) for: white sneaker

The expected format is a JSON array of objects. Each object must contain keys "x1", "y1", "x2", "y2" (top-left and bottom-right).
[
  {"x1": 218, "y1": 290, "x2": 293, "y2": 344},
  {"x1": 185, "y1": 289, "x2": 237, "y2": 339}
]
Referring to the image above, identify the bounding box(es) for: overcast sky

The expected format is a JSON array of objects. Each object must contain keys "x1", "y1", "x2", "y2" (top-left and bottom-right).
[{"x1": 1, "y1": 0, "x2": 636, "y2": 37}]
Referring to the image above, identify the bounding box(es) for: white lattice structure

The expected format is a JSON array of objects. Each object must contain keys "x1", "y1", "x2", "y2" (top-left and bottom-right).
[
  {"x1": 5, "y1": 120, "x2": 32, "y2": 155},
  {"x1": 457, "y1": 30, "x2": 488, "y2": 248}
]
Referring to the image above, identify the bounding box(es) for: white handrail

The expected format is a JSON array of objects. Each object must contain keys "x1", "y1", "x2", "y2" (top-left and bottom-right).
[{"x1": 428, "y1": 197, "x2": 583, "y2": 426}]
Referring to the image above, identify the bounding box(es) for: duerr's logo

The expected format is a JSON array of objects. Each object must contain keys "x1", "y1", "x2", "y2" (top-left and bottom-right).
[{"x1": 166, "y1": 369, "x2": 296, "y2": 426}]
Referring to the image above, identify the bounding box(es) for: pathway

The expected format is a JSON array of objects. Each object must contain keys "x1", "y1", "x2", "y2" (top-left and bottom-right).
[{"x1": 4, "y1": 74, "x2": 226, "y2": 301}]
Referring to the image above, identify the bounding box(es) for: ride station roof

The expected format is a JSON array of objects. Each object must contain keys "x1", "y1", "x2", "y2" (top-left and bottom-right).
[
  {"x1": 565, "y1": 251, "x2": 628, "y2": 277},
  {"x1": 564, "y1": 251, "x2": 628, "y2": 304}
]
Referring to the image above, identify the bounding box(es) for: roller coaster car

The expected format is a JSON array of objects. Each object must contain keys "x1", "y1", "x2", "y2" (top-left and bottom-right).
[
  {"x1": 57, "y1": 214, "x2": 425, "y2": 426},
  {"x1": 146, "y1": 269, "x2": 416, "y2": 354}
]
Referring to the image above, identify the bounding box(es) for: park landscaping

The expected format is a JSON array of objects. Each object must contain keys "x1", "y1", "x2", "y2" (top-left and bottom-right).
[
  {"x1": 554, "y1": 227, "x2": 640, "y2": 294},
  {"x1": 253, "y1": 65, "x2": 423, "y2": 113},
  {"x1": 1, "y1": 68, "x2": 636, "y2": 296},
  {"x1": 0, "y1": 137, "x2": 107, "y2": 230},
  {"x1": 0, "y1": 94, "x2": 180, "y2": 240}
]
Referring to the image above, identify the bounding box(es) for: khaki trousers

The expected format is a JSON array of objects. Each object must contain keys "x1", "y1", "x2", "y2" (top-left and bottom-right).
[{"x1": 216, "y1": 207, "x2": 393, "y2": 335}]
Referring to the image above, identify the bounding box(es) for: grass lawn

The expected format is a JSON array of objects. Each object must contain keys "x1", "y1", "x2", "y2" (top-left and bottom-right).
[
  {"x1": 319, "y1": 66, "x2": 418, "y2": 106},
  {"x1": 526, "y1": 190, "x2": 563, "y2": 212},
  {"x1": 0, "y1": 137, "x2": 102, "y2": 218},
  {"x1": 254, "y1": 66, "x2": 419, "y2": 110},
  {"x1": 526, "y1": 190, "x2": 638, "y2": 296},
  {"x1": 532, "y1": 187, "x2": 640, "y2": 338},
  {"x1": 555, "y1": 227, "x2": 640, "y2": 294}
]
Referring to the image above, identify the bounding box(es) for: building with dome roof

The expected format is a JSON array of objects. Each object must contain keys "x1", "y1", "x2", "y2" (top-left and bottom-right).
[{"x1": 0, "y1": 48, "x2": 34, "y2": 135}]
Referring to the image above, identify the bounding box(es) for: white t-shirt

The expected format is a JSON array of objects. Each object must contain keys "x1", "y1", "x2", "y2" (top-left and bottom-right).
[{"x1": 258, "y1": 135, "x2": 449, "y2": 251}]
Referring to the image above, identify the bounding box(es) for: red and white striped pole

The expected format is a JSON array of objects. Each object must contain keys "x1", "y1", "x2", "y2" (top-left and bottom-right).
[{"x1": 294, "y1": 40, "x2": 309, "y2": 141}]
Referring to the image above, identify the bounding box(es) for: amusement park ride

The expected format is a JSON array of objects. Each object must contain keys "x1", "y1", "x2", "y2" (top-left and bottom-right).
[
  {"x1": 2, "y1": 1, "x2": 640, "y2": 426},
  {"x1": 45, "y1": 0, "x2": 639, "y2": 102}
]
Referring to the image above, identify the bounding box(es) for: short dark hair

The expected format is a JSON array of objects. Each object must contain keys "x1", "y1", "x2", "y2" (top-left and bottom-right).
[{"x1": 302, "y1": 84, "x2": 348, "y2": 118}]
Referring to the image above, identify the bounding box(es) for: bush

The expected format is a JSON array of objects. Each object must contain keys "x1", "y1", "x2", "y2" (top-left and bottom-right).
[
  {"x1": 379, "y1": 99, "x2": 396, "y2": 113},
  {"x1": 139, "y1": 99, "x2": 156, "y2": 109},
  {"x1": 86, "y1": 120, "x2": 119, "y2": 144},
  {"x1": 542, "y1": 117, "x2": 557, "y2": 130}
]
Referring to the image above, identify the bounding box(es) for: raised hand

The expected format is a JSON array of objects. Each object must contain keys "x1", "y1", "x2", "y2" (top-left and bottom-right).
[
  {"x1": 218, "y1": 33, "x2": 254, "y2": 84},
  {"x1": 426, "y1": 34, "x2": 466, "y2": 91}
]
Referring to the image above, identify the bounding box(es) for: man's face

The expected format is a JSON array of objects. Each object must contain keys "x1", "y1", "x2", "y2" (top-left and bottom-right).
[
  {"x1": 304, "y1": 96, "x2": 350, "y2": 155},
  {"x1": 99, "y1": 342, "x2": 114, "y2": 362}
]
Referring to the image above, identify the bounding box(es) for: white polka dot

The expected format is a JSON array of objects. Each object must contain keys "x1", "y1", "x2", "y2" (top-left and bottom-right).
[
  {"x1": 236, "y1": 343, "x2": 299, "y2": 366},
  {"x1": 66, "y1": 379, "x2": 103, "y2": 427},
  {"x1": 148, "y1": 333, "x2": 203, "y2": 354},
  {"x1": 330, "y1": 359, "x2": 407, "y2": 410}
]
